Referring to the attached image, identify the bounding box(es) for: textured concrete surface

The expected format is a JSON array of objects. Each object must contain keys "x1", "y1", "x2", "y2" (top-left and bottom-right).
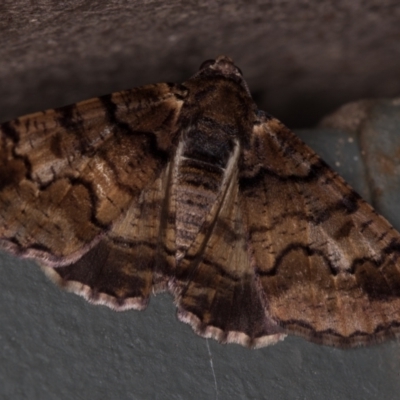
[
  {"x1": 1, "y1": 1, "x2": 400, "y2": 128},
  {"x1": 1, "y1": 2, "x2": 400, "y2": 399}
]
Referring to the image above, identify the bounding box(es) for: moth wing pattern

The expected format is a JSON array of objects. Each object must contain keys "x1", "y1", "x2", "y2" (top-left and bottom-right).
[
  {"x1": 2, "y1": 55, "x2": 400, "y2": 349},
  {"x1": 240, "y1": 112, "x2": 400, "y2": 346},
  {"x1": 173, "y1": 141, "x2": 286, "y2": 347},
  {"x1": 42, "y1": 161, "x2": 174, "y2": 310},
  {"x1": 0, "y1": 83, "x2": 186, "y2": 269}
]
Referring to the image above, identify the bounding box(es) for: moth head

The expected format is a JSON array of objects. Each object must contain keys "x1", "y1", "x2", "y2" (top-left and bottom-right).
[
  {"x1": 199, "y1": 56, "x2": 242, "y2": 76},
  {"x1": 194, "y1": 56, "x2": 251, "y2": 95}
]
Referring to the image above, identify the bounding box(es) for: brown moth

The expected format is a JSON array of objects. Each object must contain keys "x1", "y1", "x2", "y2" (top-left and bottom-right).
[{"x1": 1, "y1": 56, "x2": 400, "y2": 349}]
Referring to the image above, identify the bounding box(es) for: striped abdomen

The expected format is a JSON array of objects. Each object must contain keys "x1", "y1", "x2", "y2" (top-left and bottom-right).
[
  {"x1": 173, "y1": 120, "x2": 239, "y2": 262},
  {"x1": 175, "y1": 156, "x2": 226, "y2": 260}
]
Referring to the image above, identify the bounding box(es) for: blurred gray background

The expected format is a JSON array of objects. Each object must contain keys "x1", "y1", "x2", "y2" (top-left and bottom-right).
[
  {"x1": 1, "y1": 1, "x2": 400, "y2": 399},
  {"x1": 1, "y1": 0, "x2": 400, "y2": 127}
]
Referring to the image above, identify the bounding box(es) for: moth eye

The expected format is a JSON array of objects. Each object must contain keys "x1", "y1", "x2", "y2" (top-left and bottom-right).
[{"x1": 199, "y1": 59, "x2": 215, "y2": 70}]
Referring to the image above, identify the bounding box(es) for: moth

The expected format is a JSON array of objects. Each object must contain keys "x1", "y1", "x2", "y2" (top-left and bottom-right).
[{"x1": 1, "y1": 56, "x2": 400, "y2": 349}]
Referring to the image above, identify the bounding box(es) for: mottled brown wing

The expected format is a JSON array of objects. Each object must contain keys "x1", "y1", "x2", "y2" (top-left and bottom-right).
[
  {"x1": 174, "y1": 147, "x2": 286, "y2": 347},
  {"x1": 42, "y1": 162, "x2": 174, "y2": 310},
  {"x1": 0, "y1": 83, "x2": 186, "y2": 269},
  {"x1": 240, "y1": 112, "x2": 400, "y2": 347}
]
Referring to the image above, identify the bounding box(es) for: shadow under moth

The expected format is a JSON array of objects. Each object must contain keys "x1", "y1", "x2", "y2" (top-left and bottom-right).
[{"x1": 1, "y1": 56, "x2": 400, "y2": 348}]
